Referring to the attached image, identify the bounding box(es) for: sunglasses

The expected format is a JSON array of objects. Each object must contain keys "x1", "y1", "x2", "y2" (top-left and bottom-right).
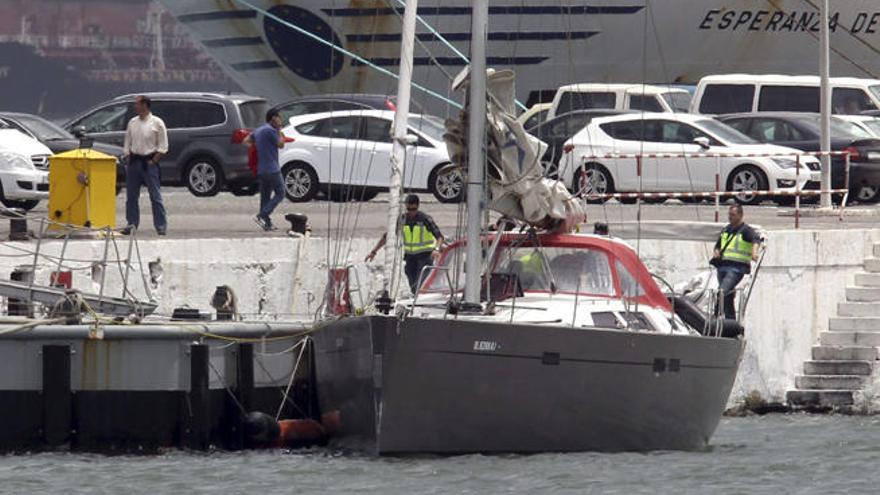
[{"x1": 406, "y1": 206, "x2": 418, "y2": 212}]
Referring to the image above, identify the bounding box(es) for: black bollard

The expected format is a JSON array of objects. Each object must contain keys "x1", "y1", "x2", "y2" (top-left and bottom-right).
[{"x1": 9, "y1": 265, "x2": 34, "y2": 318}]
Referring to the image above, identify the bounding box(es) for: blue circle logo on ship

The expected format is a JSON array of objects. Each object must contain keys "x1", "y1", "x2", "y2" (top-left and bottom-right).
[{"x1": 263, "y1": 5, "x2": 344, "y2": 81}]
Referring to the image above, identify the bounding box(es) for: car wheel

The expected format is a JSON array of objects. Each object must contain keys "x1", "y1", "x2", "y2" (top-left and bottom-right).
[
  {"x1": 855, "y1": 185, "x2": 880, "y2": 204},
  {"x1": 728, "y1": 165, "x2": 768, "y2": 206},
  {"x1": 573, "y1": 163, "x2": 614, "y2": 204},
  {"x1": 282, "y1": 162, "x2": 319, "y2": 202},
  {"x1": 0, "y1": 182, "x2": 39, "y2": 211},
  {"x1": 186, "y1": 157, "x2": 225, "y2": 197},
  {"x1": 430, "y1": 164, "x2": 464, "y2": 203},
  {"x1": 229, "y1": 182, "x2": 259, "y2": 197}
]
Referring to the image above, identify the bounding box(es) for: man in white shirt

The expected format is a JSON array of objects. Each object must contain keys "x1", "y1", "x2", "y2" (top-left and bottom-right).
[{"x1": 122, "y1": 95, "x2": 169, "y2": 235}]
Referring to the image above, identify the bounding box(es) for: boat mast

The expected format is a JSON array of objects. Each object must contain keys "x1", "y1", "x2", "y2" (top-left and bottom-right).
[
  {"x1": 819, "y1": 0, "x2": 831, "y2": 208},
  {"x1": 463, "y1": 0, "x2": 489, "y2": 307},
  {"x1": 385, "y1": 0, "x2": 419, "y2": 297}
]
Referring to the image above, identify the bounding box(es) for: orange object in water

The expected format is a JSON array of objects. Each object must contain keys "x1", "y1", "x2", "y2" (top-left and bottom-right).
[{"x1": 274, "y1": 419, "x2": 326, "y2": 448}]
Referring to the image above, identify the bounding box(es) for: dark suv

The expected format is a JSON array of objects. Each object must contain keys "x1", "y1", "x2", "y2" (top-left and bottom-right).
[{"x1": 64, "y1": 92, "x2": 269, "y2": 197}]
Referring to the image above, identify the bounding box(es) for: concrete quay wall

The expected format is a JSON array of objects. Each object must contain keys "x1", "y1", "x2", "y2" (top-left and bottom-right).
[{"x1": 0, "y1": 228, "x2": 877, "y2": 408}]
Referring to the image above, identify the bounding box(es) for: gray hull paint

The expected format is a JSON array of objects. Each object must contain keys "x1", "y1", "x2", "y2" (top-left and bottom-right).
[{"x1": 313, "y1": 315, "x2": 743, "y2": 454}]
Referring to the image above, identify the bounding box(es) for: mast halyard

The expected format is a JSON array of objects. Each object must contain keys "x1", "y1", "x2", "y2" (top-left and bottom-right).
[
  {"x1": 463, "y1": 0, "x2": 489, "y2": 307},
  {"x1": 384, "y1": 0, "x2": 419, "y2": 299}
]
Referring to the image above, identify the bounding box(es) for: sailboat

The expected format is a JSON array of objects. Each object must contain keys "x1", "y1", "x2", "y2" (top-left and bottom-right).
[{"x1": 311, "y1": 0, "x2": 744, "y2": 454}]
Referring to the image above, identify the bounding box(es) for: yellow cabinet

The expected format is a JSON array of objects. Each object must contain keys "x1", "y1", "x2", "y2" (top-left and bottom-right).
[{"x1": 48, "y1": 148, "x2": 117, "y2": 230}]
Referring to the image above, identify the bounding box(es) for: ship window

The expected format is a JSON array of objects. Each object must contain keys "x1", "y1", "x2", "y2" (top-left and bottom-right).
[
  {"x1": 698, "y1": 84, "x2": 754, "y2": 114},
  {"x1": 556, "y1": 91, "x2": 616, "y2": 114},
  {"x1": 494, "y1": 246, "x2": 615, "y2": 296},
  {"x1": 758, "y1": 85, "x2": 819, "y2": 112},
  {"x1": 615, "y1": 260, "x2": 645, "y2": 298}
]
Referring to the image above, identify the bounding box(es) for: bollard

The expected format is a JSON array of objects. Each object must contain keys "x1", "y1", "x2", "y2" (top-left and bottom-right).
[
  {"x1": 9, "y1": 265, "x2": 34, "y2": 317},
  {"x1": 9, "y1": 214, "x2": 27, "y2": 241},
  {"x1": 284, "y1": 213, "x2": 308, "y2": 234}
]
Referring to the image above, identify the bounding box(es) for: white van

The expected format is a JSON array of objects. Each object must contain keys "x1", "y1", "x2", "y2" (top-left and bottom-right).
[
  {"x1": 691, "y1": 74, "x2": 880, "y2": 115},
  {"x1": 546, "y1": 83, "x2": 692, "y2": 120}
]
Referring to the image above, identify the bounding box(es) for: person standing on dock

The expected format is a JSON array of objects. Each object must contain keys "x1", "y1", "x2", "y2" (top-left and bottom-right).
[
  {"x1": 365, "y1": 194, "x2": 445, "y2": 294},
  {"x1": 122, "y1": 95, "x2": 168, "y2": 236},
  {"x1": 711, "y1": 204, "x2": 761, "y2": 320},
  {"x1": 244, "y1": 108, "x2": 286, "y2": 232}
]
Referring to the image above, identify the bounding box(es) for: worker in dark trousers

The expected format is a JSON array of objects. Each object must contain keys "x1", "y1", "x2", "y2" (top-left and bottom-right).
[
  {"x1": 711, "y1": 204, "x2": 761, "y2": 320},
  {"x1": 121, "y1": 95, "x2": 168, "y2": 236},
  {"x1": 366, "y1": 194, "x2": 445, "y2": 294}
]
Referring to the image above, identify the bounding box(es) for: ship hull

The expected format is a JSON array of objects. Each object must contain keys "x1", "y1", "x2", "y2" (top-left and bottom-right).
[{"x1": 313, "y1": 315, "x2": 743, "y2": 454}]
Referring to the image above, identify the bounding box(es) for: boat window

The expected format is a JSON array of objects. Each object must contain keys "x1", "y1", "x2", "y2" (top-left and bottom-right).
[
  {"x1": 495, "y1": 246, "x2": 615, "y2": 296},
  {"x1": 698, "y1": 84, "x2": 754, "y2": 114},
  {"x1": 556, "y1": 92, "x2": 616, "y2": 114},
  {"x1": 616, "y1": 260, "x2": 645, "y2": 298},
  {"x1": 758, "y1": 85, "x2": 819, "y2": 112}
]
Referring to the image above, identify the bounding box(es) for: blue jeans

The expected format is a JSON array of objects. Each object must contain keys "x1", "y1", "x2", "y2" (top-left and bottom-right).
[
  {"x1": 716, "y1": 266, "x2": 746, "y2": 320},
  {"x1": 126, "y1": 155, "x2": 166, "y2": 232},
  {"x1": 258, "y1": 172, "x2": 285, "y2": 221}
]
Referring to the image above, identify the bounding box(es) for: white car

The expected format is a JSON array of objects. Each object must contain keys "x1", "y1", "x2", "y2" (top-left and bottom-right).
[
  {"x1": 278, "y1": 110, "x2": 460, "y2": 203},
  {"x1": 0, "y1": 127, "x2": 52, "y2": 210},
  {"x1": 560, "y1": 113, "x2": 822, "y2": 205}
]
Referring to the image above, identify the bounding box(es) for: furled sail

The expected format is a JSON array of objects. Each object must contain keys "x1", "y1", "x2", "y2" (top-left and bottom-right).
[{"x1": 444, "y1": 67, "x2": 587, "y2": 232}]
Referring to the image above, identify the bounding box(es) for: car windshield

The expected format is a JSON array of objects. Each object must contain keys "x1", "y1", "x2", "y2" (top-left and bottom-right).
[
  {"x1": 407, "y1": 114, "x2": 445, "y2": 142},
  {"x1": 695, "y1": 119, "x2": 757, "y2": 144},
  {"x1": 662, "y1": 92, "x2": 693, "y2": 112},
  {"x1": 14, "y1": 115, "x2": 72, "y2": 140},
  {"x1": 870, "y1": 85, "x2": 880, "y2": 104},
  {"x1": 802, "y1": 115, "x2": 873, "y2": 139},
  {"x1": 859, "y1": 118, "x2": 880, "y2": 137}
]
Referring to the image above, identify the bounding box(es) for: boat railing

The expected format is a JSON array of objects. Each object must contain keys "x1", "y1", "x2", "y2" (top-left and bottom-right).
[{"x1": 409, "y1": 265, "x2": 456, "y2": 318}]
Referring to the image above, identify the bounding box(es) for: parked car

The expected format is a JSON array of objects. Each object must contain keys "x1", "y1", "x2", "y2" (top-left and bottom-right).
[
  {"x1": 0, "y1": 112, "x2": 126, "y2": 190},
  {"x1": 717, "y1": 112, "x2": 880, "y2": 203},
  {"x1": 692, "y1": 74, "x2": 880, "y2": 115},
  {"x1": 275, "y1": 94, "x2": 401, "y2": 123},
  {"x1": 836, "y1": 114, "x2": 880, "y2": 137},
  {"x1": 279, "y1": 110, "x2": 459, "y2": 203},
  {"x1": 561, "y1": 112, "x2": 821, "y2": 205},
  {"x1": 527, "y1": 109, "x2": 632, "y2": 176},
  {"x1": 64, "y1": 92, "x2": 269, "y2": 197},
  {"x1": 546, "y1": 83, "x2": 692, "y2": 120},
  {"x1": 0, "y1": 126, "x2": 52, "y2": 210},
  {"x1": 518, "y1": 102, "x2": 552, "y2": 130}
]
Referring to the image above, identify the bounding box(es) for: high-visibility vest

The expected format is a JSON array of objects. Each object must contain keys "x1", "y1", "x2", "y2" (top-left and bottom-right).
[
  {"x1": 402, "y1": 223, "x2": 436, "y2": 255},
  {"x1": 720, "y1": 230, "x2": 753, "y2": 264},
  {"x1": 518, "y1": 251, "x2": 544, "y2": 274}
]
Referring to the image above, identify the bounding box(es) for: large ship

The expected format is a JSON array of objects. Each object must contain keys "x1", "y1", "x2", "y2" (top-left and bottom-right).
[
  {"x1": 0, "y1": 0, "x2": 239, "y2": 119},
  {"x1": 161, "y1": 0, "x2": 880, "y2": 113}
]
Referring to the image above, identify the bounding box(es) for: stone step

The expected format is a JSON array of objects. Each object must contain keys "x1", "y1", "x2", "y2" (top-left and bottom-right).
[
  {"x1": 803, "y1": 360, "x2": 872, "y2": 375},
  {"x1": 866, "y1": 258, "x2": 880, "y2": 273},
  {"x1": 838, "y1": 302, "x2": 880, "y2": 317},
  {"x1": 813, "y1": 345, "x2": 879, "y2": 361},
  {"x1": 786, "y1": 389, "x2": 855, "y2": 408},
  {"x1": 821, "y1": 332, "x2": 880, "y2": 346},
  {"x1": 855, "y1": 272, "x2": 880, "y2": 287},
  {"x1": 829, "y1": 317, "x2": 880, "y2": 332},
  {"x1": 846, "y1": 286, "x2": 880, "y2": 302},
  {"x1": 795, "y1": 374, "x2": 866, "y2": 390}
]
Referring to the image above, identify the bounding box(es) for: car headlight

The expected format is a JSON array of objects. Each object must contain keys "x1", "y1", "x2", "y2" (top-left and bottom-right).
[
  {"x1": 0, "y1": 152, "x2": 35, "y2": 172},
  {"x1": 771, "y1": 158, "x2": 798, "y2": 169}
]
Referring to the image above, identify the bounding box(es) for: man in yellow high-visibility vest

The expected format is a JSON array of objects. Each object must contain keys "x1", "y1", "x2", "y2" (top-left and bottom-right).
[
  {"x1": 366, "y1": 194, "x2": 445, "y2": 294},
  {"x1": 711, "y1": 204, "x2": 761, "y2": 320}
]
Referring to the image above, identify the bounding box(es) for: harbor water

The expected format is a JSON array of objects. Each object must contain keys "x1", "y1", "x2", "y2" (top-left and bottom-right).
[{"x1": 2, "y1": 415, "x2": 877, "y2": 494}]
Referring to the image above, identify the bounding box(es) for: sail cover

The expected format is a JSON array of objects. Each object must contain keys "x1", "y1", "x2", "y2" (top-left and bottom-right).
[{"x1": 444, "y1": 67, "x2": 587, "y2": 232}]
